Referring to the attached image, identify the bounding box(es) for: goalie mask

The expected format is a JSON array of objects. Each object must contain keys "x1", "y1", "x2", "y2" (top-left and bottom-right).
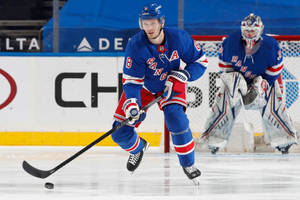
[
  {"x1": 139, "y1": 3, "x2": 165, "y2": 30},
  {"x1": 241, "y1": 13, "x2": 264, "y2": 50}
]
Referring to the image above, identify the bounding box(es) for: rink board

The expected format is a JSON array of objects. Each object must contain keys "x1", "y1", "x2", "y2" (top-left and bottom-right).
[{"x1": 0, "y1": 55, "x2": 299, "y2": 146}]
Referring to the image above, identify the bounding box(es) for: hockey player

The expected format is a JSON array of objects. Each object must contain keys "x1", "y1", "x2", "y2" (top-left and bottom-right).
[
  {"x1": 111, "y1": 3, "x2": 208, "y2": 184},
  {"x1": 201, "y1": 13, "x2": 297, "y2": 154}
]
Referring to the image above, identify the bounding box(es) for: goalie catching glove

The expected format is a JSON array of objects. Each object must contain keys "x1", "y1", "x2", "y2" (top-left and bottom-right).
[
  {"x1": 242, "y1": 76, "x2": 268, "y2": 110},
  {"x1": 164, "y1": 70, "x2": 190, "y2": 100},
  {"x1": 122, "y1": 98, "x2": 146, "y2": 125}
]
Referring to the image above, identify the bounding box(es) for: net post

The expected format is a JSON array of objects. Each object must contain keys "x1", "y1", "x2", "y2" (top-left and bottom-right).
[{"x1": 164, "y1": 121, "x2": 170, "y2": 153}]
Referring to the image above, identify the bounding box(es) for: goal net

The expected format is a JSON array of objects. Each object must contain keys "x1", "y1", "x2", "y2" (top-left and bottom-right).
[{"x1": 164, "y1": 35, "x2": 300, "y2": 153}]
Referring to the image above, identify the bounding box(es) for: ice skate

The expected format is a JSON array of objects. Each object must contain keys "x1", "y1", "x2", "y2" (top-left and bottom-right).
[
  {"x1": 210, "y1": 147, "x2": 219, "y2": 155},
  {"x1": 182, "y1": 165, "x2": 201, "y2": 185},
  {"x1": 276, "y1": 144, "x2": 293, "y2": 154},
  {"x1": 127, "y1": 138, "x2": 149, "y2": 172}
]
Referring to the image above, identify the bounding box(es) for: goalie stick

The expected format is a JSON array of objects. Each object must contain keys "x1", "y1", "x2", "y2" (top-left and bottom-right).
[{"x1": 22, "y1": 94, "x2": 164, "y2": 179}]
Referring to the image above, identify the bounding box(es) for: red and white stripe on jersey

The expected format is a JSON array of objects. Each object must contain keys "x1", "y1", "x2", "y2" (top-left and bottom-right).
[
  {"x1": 218, "y1": 60, "x2": 233, "y2": 72},
  {"x1": 173, "y1": 139, "x2": 195, "y2": 155},
  {"x1": 122, "y1": 74, "x2": 144, "y2": 85},
  {"x1": 179, "y1": 55, "x2": 208, "y2": 70},
  {"x1": 122, "y1": 98, "x2": 138, "y2": 112},
  {"x1": 265, "y1": 62, "x2": 284, "y2": 76},
  {"x1": 124, "y1": 136, "x2": 140, "y2": 152},
  {"x1": 113, "y1": 113, "x2": 126, "y2": 122},
  {"x1": 159, "y1": 96, "x2": 187, "y2": 109},
  {"x1": 196, "y1": 55, "x2": 208, "y2": 68}
]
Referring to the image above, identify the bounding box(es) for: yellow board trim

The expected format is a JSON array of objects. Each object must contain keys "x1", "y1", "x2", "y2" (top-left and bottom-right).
[
  {"x1": 0, "y1": 132, "x2": 161, "y2": 146},
  {"x1": 0, "y1": 131, "x2": 263, "y2": 146},
  {"x1": 192, "y1": 132, "x2": 264, "y2": 138}
]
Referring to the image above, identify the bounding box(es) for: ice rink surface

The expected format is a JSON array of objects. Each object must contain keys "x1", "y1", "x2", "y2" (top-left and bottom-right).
[{"x1": 0, "y1": 146, "x2": 300, "y2": 200}]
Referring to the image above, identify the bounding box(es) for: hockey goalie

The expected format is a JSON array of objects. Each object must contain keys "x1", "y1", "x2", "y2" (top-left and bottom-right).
[{"x1": 200, "y1": 13, "x2": 298, "y2": 154}]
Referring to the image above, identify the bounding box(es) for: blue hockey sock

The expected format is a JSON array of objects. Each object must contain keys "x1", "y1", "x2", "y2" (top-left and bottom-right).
[
  {"x1": 111, "y1": 121, "x2": 144, "y2": 154},
  {"x1": 163, "y1": 104, "x2": 195, "y2": 167}
]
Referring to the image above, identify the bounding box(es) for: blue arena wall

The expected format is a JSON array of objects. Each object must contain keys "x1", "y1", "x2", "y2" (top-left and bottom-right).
[{"x1": 43, "y1": 0, "x2": 300, "y2": 52}]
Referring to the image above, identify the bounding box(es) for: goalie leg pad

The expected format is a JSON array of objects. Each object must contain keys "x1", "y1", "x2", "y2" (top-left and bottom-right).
[
  {"x1": 200, "y1": 86, "x2": 242, "y2": 150},
  {"x1": 261, "y1": 81, "x2": 297, "y2": 149},
  {"x1": 164, "y1": 104, "x2": 195, "y2": 167},
  {"x1": 219, "y1": 72, "x2": 248, "y2": 106}
]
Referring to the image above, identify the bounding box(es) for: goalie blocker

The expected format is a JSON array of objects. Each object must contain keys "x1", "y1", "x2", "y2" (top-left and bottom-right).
[{"x1": 199, "y1": 72, "x2": 297, "y2": 154}]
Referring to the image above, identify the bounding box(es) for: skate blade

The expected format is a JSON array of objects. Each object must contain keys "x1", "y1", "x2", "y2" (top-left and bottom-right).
[{"x1": 191, "y1": 177, "x2": 200, "y2": 186}]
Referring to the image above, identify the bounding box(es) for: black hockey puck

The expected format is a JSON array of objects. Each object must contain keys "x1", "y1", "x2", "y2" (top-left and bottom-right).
[{"x1": 44, "y1": 182, "x2": 54, "y2": 189}]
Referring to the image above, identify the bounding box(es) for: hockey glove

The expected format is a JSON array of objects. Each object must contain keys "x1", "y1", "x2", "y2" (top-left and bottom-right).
[
  {"x1": 242, "y1": 76, "x2": 268, "y2": 109},
  {"x1": 164, "y1": 70, "x2": 189, "y2": 100},
  {"x1": 123, "y1": 98, "x2": 146, "y2": 125}
]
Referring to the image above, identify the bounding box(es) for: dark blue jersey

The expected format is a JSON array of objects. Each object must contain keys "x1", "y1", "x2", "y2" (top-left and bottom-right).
[
  {"x1": 122, "y1": 27, "x2": 207, "y2": 105},
  {"x1": 219, "y1": 31, "x2": 283, "y2": 85}
]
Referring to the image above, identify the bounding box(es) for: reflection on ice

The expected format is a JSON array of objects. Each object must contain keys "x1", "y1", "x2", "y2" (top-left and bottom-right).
[{"x1": 0, "y1": 147, "x2": 300, "y2": 200}]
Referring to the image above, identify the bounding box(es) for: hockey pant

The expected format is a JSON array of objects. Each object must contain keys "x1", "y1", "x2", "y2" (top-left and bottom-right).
[{"x1": 261, "y1": 80, "x2": 297, "y2": 148}]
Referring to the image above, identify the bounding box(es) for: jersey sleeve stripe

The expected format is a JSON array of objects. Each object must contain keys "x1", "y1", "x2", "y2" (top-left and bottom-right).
[
  {"x1": 122, "y1": 78, "x2": 144, "y2": 85},
  {"x1": 218, "y1": 62, "x2": 234, "y2": 73},
  {"x1": 219, "y1": 60, "x2": 232, "y2": 66},
  {"x1": 267, "y1": 63, "x2": 284, "y2": 72},
  {"x1": 218, "y1": 60, "x2": 232, "y2": 68},
  {"x1": 195, "y1": 55, "x2": 208, "y2": 67},
  {"x1": 123, "y1": 74, "x2": 144, "y2": 80},
  {"x1": 218, "y1": 63, "x2": 233, "y2": 68},
  {"x1": 265, "y1": 64, "x2": 284, "y2": 76},
  {"x1": 122, "y1": 74, "x2": 144, "y2": 85},
  {"x1": 113, "y1": 113, "x2": 126, "y2": 121}
]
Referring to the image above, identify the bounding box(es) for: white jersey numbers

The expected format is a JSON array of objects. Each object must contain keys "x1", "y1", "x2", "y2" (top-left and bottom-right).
[
  {"x1": 126, "y1": 57, "x2": 132, "y2": 69},
  {"x1": 194, "y1": 41, "x2": 202, "y2": 51}
]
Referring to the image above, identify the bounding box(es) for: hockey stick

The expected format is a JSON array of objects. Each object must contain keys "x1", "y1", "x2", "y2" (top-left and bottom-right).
[{"x1": 22, "y1": 94, "x2": 164, "y2": 179}]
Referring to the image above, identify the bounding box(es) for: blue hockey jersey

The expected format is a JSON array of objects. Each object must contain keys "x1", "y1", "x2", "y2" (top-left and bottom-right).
[
  {"x1": 219, "y1": 31, "x2": 283, "y2": 85},
  {"x1": 122, "y1": 27, "x2": 208, "y2": 104}
]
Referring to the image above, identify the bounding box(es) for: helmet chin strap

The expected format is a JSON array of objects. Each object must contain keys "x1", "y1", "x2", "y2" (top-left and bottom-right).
[{"x1": 152, "y1": 26, "x2": 163, "y2": 41}]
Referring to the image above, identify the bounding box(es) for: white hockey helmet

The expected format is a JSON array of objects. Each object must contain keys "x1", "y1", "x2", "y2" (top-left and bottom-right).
[{"x1": 241, "y1": 13, "x2": 264, "y2": 42}]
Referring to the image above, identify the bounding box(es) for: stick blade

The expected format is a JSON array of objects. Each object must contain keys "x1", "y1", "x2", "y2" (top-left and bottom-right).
[{"x1": 22, "y1": 160, "x2": 52, "y2": 179}]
